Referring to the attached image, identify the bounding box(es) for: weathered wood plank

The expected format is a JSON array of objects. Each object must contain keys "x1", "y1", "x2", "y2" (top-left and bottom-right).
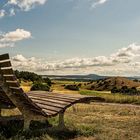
[
  {"x1": 30, "y1": 91, "x2": 83, "y2": 98},
  {"x1": 51, "y1": 92, "x2": 84, "y2": 98},
  {"x1": 28, "y1": 94, "x2": 76, "y2": 102},
  {"x1": 28, "y1": 95, "x2": 69, "y2": 105},
  {"x1": 31, "y1": 98, "x2": 66, "y2": 108},
  {"x1": 0, "y1": 61, "x2": 11, "y2": 68},
  {"x1": 28, "y1": 92, "x2": 80, "y2": 101},
  {"x1": 47, "y1": 93, "x2": 81, "y2": 99},
  {"x1": 42, "y1": 109, "x2": 58, "y2": 115},
  {"x1": 9, "y1": 87, "x2": 23, "y2": 93},
  {"x1": 31, "y1": 92, "x2": 82, "y2": 100},
  {"x1": 6, "y1": 81, "x2": 19, "y2": 87},
  {"x1": 3, "y1": 75, "x2": 16, "y2": 81},
  {"x1": 1, "y1": 68, "x2": 14, "y2": 74},
  {"x1": 0, "y1": 54, "x2": 9, "y2": 61},
  {"x1": 36, "y1": 103, "x2": 62, "y2": 112},
  {"x1": 42, "y1": 96, "x2": 78, "y2": 102}
]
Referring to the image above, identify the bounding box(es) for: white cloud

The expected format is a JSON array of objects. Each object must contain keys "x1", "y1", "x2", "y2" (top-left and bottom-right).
[
  {"x1": 0, "y1": 43, "x2": 14, "y2": 48},
  {"x1": 8, "y1": 0, "x2": 47, "y2": 11},
  {"x1": 0, "y1": 29, "x2": 31, "y2": 48},
  {"x1": 1, "y1": 29, "x2": 31, "y2": 42},
  {"x1": 92, "y1": 0, "x2": 108, "y2": 8},
  {"x1": 0, "y1": 10, "x2": 6, "y2": 18},
  {"x1": 11, "y1": 43, "x2": 140, "y2": 76},
  {"x1": 9, "y1": 8, "x2": 16, "y2": 16},
  {"x1": 0, "y1": 0, "x2": 47, "y2": 18}
]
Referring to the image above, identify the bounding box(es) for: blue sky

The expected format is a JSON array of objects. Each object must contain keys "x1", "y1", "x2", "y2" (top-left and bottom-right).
[{"x1": 1, "y1": 0, "x2": 140, "y2": 76}]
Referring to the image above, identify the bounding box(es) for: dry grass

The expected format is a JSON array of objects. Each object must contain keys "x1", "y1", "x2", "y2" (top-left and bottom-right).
[
  {"x1": 20, "y1": 81, "x2": 32, "y2": 92},
  {"x1": 64, "y1": 103, "x2": 140, "y2": 140},
  {"x1": 1, "y1": 102, "x2": 140, "y2": 140},
  {"x1": 1, "y1": 80, "x2": 140, "y2": 140},
  {"x1": 51, "y1": 80, "x2": 80, "y2": 94}
]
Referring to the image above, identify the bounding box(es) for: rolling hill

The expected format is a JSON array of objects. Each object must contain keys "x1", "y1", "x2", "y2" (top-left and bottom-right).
[{"x1": 85, "y1": 77, "x2": 140, "y2": 91}]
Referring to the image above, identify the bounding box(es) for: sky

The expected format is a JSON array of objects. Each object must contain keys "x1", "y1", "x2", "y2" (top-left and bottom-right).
[{"x1": 0, "y1": 0, "x2": 140, "y2": 76}]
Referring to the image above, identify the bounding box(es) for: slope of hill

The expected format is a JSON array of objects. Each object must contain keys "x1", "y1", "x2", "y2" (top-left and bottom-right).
[{"x1": 86, "y1": 77, "x2": 140, "y2": 91}]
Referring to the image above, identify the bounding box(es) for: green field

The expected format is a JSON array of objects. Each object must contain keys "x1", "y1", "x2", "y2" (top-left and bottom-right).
[{"x1": 80, "y1": 90, "x2": 140, "y2": 105}]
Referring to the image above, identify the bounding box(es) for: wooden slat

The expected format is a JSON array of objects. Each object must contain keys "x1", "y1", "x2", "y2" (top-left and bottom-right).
[
  {"x1": 29, "y1": 91, "x2": 81, "y2": 99},
  {"x1": 47, "y1": 95, "x2": 80, "y2": 101},
  {"x1": 42, "y1": 109, "x2": 58, "y2": 115},
  {"x1": 47, "y1": 93, "x2": 81, "y2": 99},
  {"x1": 0, "y1": 54, "x2": 9, "y2": 61},
  {"x1": 28, "y1": 92, "x2": 80, "y2": 100},
  {"x1": 1, "y1": 68, "x2": 14, "y2": 74},
  {"x1": 31, "y1": 98, "x2": 65, "y2": 108},
  {"x1": 28, "y1": 94, "x2": 76, "y2": 102},
  {"x1": 6, "y1": 81, "x2": 19, "y2": 87},
  {"x1": 28, "y1": 95, "x2": 69, "y2": 105},
  {"x1": 51, "y1": 92, "x2": 83, "y2": 98},
  {"x1": 3, "y1": 75, "x2": 16, "y2": 81},
  {"x1": 0, "y1": 61, "x2": 11, "y2": 68},
  {"x1": 9, "y1": 87, "x2": 23, "y2": 93},
  {"x1": 36, "y1": 103, "x2": 61, "y2": 112},
  {"x1": 33, "y1": 96, "x2": 75, "y2": 104}
]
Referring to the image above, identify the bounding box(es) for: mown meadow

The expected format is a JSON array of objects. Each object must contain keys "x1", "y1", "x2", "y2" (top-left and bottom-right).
[
  {"x1": 0, "y1": 79, "x2": 140, "y2": 140},
  {"x1": 0, "y1": 103, "x2": 140, "y2": 140}
]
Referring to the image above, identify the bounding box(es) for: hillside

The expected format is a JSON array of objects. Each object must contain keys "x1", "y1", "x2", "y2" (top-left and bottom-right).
[{"x1": 86, "y1": 77, "x2": 140, "y2": 91}]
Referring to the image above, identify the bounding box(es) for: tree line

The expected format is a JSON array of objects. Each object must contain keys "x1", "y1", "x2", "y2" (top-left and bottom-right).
[
  {"x1": 14, "y1": 70, "x2": 51, "y2": 91},
  {"x1": 111, "y1": 86, "x2": 140, "y2": 95}
]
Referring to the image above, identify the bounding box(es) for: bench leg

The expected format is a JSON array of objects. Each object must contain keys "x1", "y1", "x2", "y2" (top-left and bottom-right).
[
  {"x1": 58, "y1": 112, "x2": 66, "y2": 129},
  {"x1": 24, "y1": 119, "x2": 31, "y2": 130}
]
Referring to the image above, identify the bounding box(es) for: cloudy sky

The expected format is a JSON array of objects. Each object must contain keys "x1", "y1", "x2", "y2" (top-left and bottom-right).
[{"x1": 1, "y1": 0, "x2": 140, "y2": 76}]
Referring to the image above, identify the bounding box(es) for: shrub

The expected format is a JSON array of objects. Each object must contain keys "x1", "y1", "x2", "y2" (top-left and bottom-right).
[
  {"x1": 78, "y1": 83, "x2": 82, "y2": 87},
  {"x1": 43, "y1": 77, "x2": 52, "y2": 86},
  {"x1": 111, "y1": 86, "x2": 140, "y2": 95},
  {"x1": 65, "y1": 84, "x2": 79, "y2": 91},
  {"x1": 90, "y1": 85, "x2": 95, "y2": 90},
  {"x1": 31, "y1": 83, "x2": 50, "y2": 91},
  {"x1": 111, "y1": 87, "x2": 119, "y2": 93}
]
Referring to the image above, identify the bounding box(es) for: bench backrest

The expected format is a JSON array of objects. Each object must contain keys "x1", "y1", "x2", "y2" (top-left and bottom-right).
[
  {"x1": 0, "y1": 54, "x2": 23, "y2": 93},
  {"x1": 0, "y1": 53, "x2": 45, "y2": 116}
]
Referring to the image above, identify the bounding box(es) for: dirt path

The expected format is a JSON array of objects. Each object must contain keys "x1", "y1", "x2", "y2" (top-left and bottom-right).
[{"x1": 92, "y1": 102, "x2": 140, "y2": 108}]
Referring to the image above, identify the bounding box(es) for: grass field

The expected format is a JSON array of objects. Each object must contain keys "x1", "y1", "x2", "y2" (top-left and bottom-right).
[
  {"x1": 1, "y1": 80, "x2": 140, "y2": 140},
  {"x1": 80, "y1": 90, "x2": 140, "y2": 105},
  {"x1": 1, "y1": 103, "x2": 140, "y2": 140},
  {"x1": 51, "y1": 80, "x2": 140, "y2": 105}
]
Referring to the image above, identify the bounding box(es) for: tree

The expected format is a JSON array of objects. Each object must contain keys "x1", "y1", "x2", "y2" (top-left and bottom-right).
[
  {"x1": 43, "y1": 77, "x2": 52, "y2": 86},
  {"x1": 14, "y1": 70, "x2": 20, "y2": 79},
  {"x1": 31, "y1": 82, "x2": 50, "y2": 91},
  {"x1": 133, "y1": 79, "x2": 139, "y2": 82},
  {"x1": 14, "y1": 70, "x2": 43, "y2": 82},
  {"x1": 65, "y1": 84, "x2": 79, "y2": 91},
  {"x1": 111, "y1": 87, "x2": 119, "y2": 94}
]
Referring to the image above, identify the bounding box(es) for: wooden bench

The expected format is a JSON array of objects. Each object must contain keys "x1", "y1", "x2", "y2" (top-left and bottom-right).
[{"x1": 0, "y1": 53, "x2": 104, "y2": 130}]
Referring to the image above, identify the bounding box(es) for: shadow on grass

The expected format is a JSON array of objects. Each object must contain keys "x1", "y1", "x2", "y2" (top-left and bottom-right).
[{"x1": 0, "y1": 120, "x2": 77, "y2": 140}]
